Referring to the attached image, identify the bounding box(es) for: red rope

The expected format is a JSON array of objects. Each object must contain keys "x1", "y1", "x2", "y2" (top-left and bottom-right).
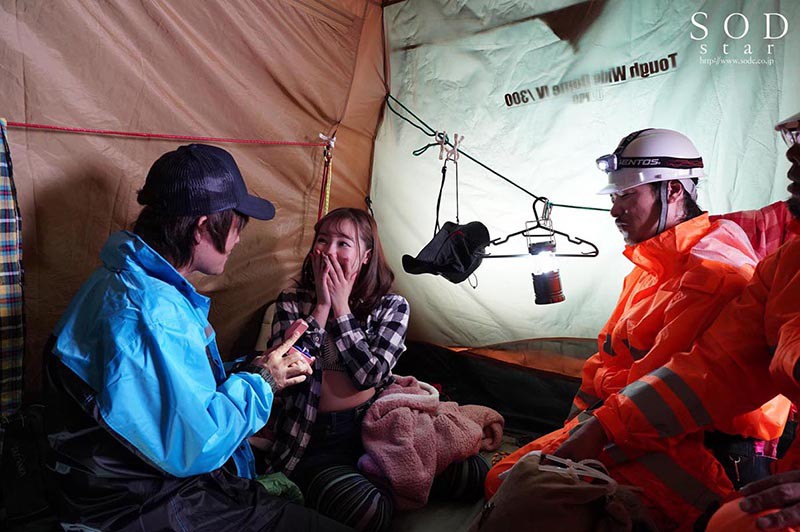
[{"x1": 6, "y1": 121, "x2": 327, "y2": 147}]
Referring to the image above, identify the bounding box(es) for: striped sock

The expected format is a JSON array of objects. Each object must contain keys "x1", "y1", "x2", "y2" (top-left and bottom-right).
[
  {"x1": 429, "y1": 454, "x2": 490, "y2": 501},
  {"x1": 305, "y1": 465, "x2": 393, "y2": 532}
]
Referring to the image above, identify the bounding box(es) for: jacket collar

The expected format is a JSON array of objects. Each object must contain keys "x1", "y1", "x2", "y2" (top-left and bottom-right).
[
  {"x1": 623, "y1": 213, "x2": 711, "y2": 276},
  {"x1": 101, "y1": 231, "x2": 210, "y2": 312},
  {"x1": 788, "y1": 217, "x2": 800, "y2": 237}
]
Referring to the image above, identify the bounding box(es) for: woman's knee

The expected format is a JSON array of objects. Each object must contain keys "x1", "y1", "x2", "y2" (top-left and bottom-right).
[{"x1": 306, "y1": 465, "x2": 393, "y2": 532}]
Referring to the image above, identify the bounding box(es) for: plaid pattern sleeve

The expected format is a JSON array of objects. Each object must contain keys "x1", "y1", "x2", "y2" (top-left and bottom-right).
[
  {"x1": 711, "y1": 201, "x2": 798, "y2": 260},
  {"x1": 264, "y1": 288, "x2": 409, "y2": 475},
  {"x1": 265, "y1": 288, "x2": 323, "y2": 475},
  {"x1": 267, "y1": 288, "x2": 325, "y2": 354},
  {"x1": 0, "y1": 119, "x2": 24, "y2": 417},
  {"x1": 330, "y1": 294, "x2": 409, "y2": 390}
]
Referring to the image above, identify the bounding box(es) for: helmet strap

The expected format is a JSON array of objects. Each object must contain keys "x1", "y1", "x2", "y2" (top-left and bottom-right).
[{"x1": 657, "y1": 181, "x2": 669, "y2": 234}]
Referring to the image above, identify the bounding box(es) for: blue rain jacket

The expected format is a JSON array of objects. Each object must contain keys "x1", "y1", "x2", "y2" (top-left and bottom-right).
[{"x1": 52, "y1": 231, "x2": 272, "y2": 478}]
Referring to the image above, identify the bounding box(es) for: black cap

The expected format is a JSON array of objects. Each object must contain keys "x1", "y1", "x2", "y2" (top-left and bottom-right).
[
  {"x1": 402, "y1": 221, "x2": 491, "y2": 284},
  {"x1": 137, "y1": 144, "x2": 275, "y2": 220}
]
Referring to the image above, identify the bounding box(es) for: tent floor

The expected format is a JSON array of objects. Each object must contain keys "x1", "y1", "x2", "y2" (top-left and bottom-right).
[
  {"x1": 390, "y1": 433, "x2": 524, "y2": 532},
  {"x1": 390, "y1": 496, "x2": 484, "y2": 532}
]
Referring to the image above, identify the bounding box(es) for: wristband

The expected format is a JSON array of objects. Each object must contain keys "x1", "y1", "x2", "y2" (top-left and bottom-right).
[{"x1": 241, "y1": 363, "x2": 277, "y2": 393}]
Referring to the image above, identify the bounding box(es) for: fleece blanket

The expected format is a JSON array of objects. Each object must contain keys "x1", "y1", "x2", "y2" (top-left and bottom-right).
[{"x1": 358, "y1": 375, "x2": 503, "y2": 509}]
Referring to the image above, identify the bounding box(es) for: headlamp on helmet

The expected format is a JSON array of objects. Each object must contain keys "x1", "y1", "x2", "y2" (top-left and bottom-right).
[
  {"x1": 776, "y1": 112, "x2": 800, "y2": 148},
  {"x1": 596, "y1": 154, "x2": 617, "y2": 173},
  {"x1": 595, "y1": 128, "x2": 704, "y2": 196}
]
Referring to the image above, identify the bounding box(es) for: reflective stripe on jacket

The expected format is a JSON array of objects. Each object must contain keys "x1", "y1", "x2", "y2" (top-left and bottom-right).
[
  {"x1": 487, "y1": 215, "x2": 794, "y2": 528},
  {"x1": 571, "y1": 214, "x2": 790, "y2": 442},
  {"x1": 595, "y1": 237, "x2": 800, "y2": 454}
]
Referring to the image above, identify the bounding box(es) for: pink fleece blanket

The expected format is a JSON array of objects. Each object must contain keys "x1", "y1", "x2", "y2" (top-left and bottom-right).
[{"x1": 357, "y1": 375, "x2": 504, "y2": 509}]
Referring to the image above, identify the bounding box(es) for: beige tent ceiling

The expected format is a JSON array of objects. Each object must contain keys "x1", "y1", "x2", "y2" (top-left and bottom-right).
[{"x1": 0, "y1": 0, "x2": 388, "y2": 396}]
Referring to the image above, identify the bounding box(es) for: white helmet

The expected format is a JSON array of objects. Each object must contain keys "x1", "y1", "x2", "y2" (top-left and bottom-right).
[
  {"x1": 596, "y1": 128, "x2": 704, "y2": 196},
  {"x1": 776, "y1": 112, "x2": 800, "y2": 147}
]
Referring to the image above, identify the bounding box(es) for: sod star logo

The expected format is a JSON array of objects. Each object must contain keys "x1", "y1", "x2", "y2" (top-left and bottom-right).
[{"x1": 690, "y1": 11, "x2": 788, "y2": 59}]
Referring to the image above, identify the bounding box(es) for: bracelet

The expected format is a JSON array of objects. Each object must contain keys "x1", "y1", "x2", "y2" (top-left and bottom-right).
[{"x1": 241, "y1": 364, "x2": 277, "y2": 393}]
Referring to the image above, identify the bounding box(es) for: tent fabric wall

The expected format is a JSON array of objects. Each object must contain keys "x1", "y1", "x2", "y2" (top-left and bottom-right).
[
  {"x1": 452, "y1": 337, "x2": 596, "y2": 379},
  {"x1": 394, "y1": 342, "x2": 581, "y2": 434},
  {"x1": 373, "y1": 0, "x2": 800, "y2": 353},
  {"x1": 0, "y1": 0, "x2": 387, "y2": 397}
]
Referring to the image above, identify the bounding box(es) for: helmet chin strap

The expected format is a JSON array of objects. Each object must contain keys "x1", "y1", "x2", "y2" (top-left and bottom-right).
[{"x1": 656, "y1": 181, "x2": 669, "y2": 235}]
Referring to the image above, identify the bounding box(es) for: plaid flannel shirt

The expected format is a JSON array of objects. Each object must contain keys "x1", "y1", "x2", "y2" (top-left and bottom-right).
[
  {"x1": 711, "y1": 201, "x2": 800, "y2": 260},
  {"x1": 265, "y1": 287, "x2": 409, "y2": 475},
  {"x1": 0, "y1": 119, "x2": 24, "y2": 417}
]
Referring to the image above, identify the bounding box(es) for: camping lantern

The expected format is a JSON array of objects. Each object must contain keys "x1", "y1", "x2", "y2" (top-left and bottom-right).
[{"x1": 529, "y1": 241, "x2": 565, "y2": 305}]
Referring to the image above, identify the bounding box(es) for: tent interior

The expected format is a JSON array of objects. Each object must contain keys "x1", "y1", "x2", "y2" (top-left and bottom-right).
[{"x1": 2, "y1": 0, "x2": 799, "y2": 529}]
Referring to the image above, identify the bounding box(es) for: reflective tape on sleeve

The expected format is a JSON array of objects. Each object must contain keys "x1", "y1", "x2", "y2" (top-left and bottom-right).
[{"x1": 650, "y1": 366, "x2": 712, "y2": 428}]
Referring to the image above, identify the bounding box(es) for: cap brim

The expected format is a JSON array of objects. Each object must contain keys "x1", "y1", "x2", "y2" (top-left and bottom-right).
[
  {"x1": 402, "y1": 254, "x2": 438, "y2": 275},
  {"x1": 236, "y1": 194, "x2": 275, "y2": 220}
]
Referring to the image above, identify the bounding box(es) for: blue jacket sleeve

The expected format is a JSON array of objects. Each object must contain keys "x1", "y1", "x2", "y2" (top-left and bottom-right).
[{"x1": 96, "y1": 315, "x2": 274, "y2": 477}]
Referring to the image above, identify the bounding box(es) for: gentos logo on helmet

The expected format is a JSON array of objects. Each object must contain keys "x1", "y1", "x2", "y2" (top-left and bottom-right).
[
  {"x1": 620, "y1": 158, "x2": 662, "y2": 167},
  {"x1": 596, "y1": 129, "x2": 705, "y2": 196}
]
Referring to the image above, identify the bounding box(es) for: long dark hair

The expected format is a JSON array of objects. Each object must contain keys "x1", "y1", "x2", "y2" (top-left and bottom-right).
[{"x1": 299, "y1": 208, "x2": 394, "y2": 320}]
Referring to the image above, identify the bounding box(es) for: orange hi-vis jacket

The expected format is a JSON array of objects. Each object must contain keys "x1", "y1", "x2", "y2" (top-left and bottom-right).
[
  {"x1": 570, "y1": 214, "x2": 789, "y2": 442},
  {"x1": 594, "y1": 237, "x2": 800, "y2": 465},
  {"x1": 486, "y1": 215, "x2": 792, "y2": 529},
  {"x1": 711, "y1": 200, "x2": 800, "y2": 260}
]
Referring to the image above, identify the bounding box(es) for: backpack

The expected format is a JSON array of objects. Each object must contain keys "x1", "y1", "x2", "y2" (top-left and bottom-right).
[{"x1": 469, "y1": 451, "x2": 656, "y2": 532}]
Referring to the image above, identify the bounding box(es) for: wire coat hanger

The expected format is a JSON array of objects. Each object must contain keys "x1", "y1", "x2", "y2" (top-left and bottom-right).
[{"x1": 386, "y1": 94, "x2": 604, "y2": 259}]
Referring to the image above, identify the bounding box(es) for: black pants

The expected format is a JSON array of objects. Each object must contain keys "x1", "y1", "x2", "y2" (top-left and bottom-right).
[
  {"x1": 705, "y1": 431, "x2": 774, "y2": 490},
  {"x1": 291, "y1": 400, "x2": 393, "y2": 532},
  {"x1": 49, "y1": 461, "x2": 353, "y2": 532},
  {"x1": 292, "y1": 399, "x2": 375, "y2": 485}
]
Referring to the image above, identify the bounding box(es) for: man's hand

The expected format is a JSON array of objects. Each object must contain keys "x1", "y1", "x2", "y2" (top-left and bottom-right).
[
  {"x1": 255, "y1": 327, "x2": 314, "y2": 392},
  {"x1": 551, "y1": 416, "x2": 608, "y2": 462},
  {"x1": 740, "y1": 471, "x2": 800, "y2": 530}
]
